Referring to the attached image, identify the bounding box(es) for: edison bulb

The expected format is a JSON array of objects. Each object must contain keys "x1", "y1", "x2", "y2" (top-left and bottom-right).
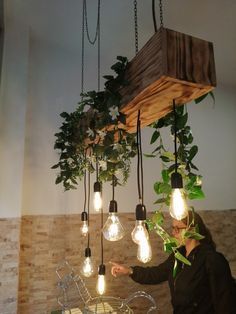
[
  {"x1": 103, "y1": 213, "x2": 125, "y2": 241},
  {"x1": 80, "y1": 257, "x2": 94, "y2": 277},
  {"x1": 137, "y1": 238, "x2": 152, "y2": 263},
  {"x1": 169, "y1": 188, "x2": 188, "y2": 220},
  {"x1": 131, "y1": 220, "x2": 149, "y2": 244},
  {"x1": 80, "y1": 221, "x2": 89, "y2": 237},
  {"x1": 96, "y1": 274, "x2": 106, "y2": 295},
  {"x1": 94, "y1": 192, "x2": 102, "y2": 212}
]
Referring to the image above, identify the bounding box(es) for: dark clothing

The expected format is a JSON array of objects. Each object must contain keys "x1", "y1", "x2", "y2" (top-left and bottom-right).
[{"x1": 130, "y1": 245, "x2": 236, "y2": 314}]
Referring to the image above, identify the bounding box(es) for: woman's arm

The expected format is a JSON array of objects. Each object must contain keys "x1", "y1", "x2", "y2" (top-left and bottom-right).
[{"x1": 111, "y1": 254, "x2": 174, "y2": 285}]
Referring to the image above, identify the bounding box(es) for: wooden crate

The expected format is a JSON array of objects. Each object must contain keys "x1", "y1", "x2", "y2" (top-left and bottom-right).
[{"x1": 120, "y1": 27, "x2": 216, "y2": 132}]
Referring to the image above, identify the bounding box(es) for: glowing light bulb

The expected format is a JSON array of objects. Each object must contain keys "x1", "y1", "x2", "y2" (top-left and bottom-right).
[
  {"x1": 80, "y1": 257, "x2": 94, "y2": 277},
  {"x1": 96, "y1": 264, "x2": 106, "y2": 295},
  {"x1": 80, "y1": 221, "x2": 88, "y2": 237},
  {"x1": 137, "y1": 238, "x2": 152, "y2": 263},
  {"x1": 169, "y1": 188, "x2": 188, "y2": 220},
  {"x1": 93, "y1": 182, "x2": 102, "y2": 212},
  {"x1": 80, "y1": 211, "x2": 88, "y2": 237},
  {"x1": 103, "y1": 212, "x2": 125, "y2": 241},
  {"x1": 131, "y1": 220, "x2": 149, "y2": 244},
  {"x1": 80, "y1": 248, "x2": 94, "y2": 278}
]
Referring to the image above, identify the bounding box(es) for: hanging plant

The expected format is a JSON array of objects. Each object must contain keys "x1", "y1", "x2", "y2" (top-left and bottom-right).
[
  {"x1": 146, "y1": 93, "x2": 214, "y2": 274},
  {"x1": 146, "y1": 102, "x2": 208, "y2": 207},
  {"x1": 52, "y1": 56, "x2": 137, "y2": 190}
]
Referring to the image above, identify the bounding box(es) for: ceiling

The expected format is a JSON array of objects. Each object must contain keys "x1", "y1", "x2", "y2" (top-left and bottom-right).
[{"x1": 7, "y1": 0, "x2": 236, "y2": 89}]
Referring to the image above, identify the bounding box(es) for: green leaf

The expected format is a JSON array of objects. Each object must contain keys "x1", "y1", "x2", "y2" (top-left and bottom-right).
[
  {"x1": 209, "y1": 91, "x2": 215, "y2": 103},
  {"x1": 154, "y1": 182, "x2": 162, "y2": 194},
  {"x1": 154, "y1": 198, "x2": 166, "y2": 204},
  {"x1": 159, "y1": 182, "x2": 172, "y2": 194},
  {"x1": 173, "y1": 259, "x2": 178, "y2": 278},
  {"x1": 189, "y1": 145, "x2": 198, "y2": 161},
  {"x1": 164, "y1": 241, "x2": 177, "y2": 254},
  {"x1": 51, "y1": 164, "x2": 59, "y2": 169},
  {"x1": 151, "y1": 211, "x2": 164, "y2": 226},
  {"x1": 174, "y1": 251, "x2": 191, "y2": 266},
  {"x1": 184, "y1": 231, "x2": 205, "y2": 240},
  {"x1": 161, "y1": 169, "x2": 170, "y2": 183},
  {"x1": 176, "y1": 113, "x2": 188, "y2": 129},
  {"x1": 150, "y1": 130, "x2": 160, "y2": 144},
  {"x1": 60, "y1": 112, "x2": 70, "y2": 119},
  {"x1": 188, "y1": 186, "x2": 205, "y2": 200},
  {"x1": 55, "y1": 176, "x2": 63, "y2": 184},
  {"x1": 194, "y1": 92, "x2": 209, "y2": 104},
  {"x1": 144, "y1": 153, "x2": 156, "y2": 158}
]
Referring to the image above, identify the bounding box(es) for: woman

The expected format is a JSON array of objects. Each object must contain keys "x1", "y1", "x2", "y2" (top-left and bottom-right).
[{"x1": 111, "y1": 212, "x2": 236, "y2": 314}]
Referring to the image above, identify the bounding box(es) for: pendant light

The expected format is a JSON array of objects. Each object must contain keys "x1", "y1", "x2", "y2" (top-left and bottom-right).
[
  {"x1": 103, "y1": 175, "x2": 125, "y2": 241},
  {"x1": 97, "y1": 191, "x2": 106, "y2": 294},
  {"x1": 93, "y1": 160, "x2": 102, "y2": 212},
  {"x1": 80, "y1": 159, "x2": 95, "y2": 278},
  {"x1": 80, "y1": 247, "x2": 95, "y2": 277},
  {"x1": 131, "y1": 110, "x2": 152, "y2": 263},
  {"x1": 96, "y1": 264, "x2": 106, "y2": 295},
  {"x1": 80, "y1": 158, "x2": 89, "y2": 237},
  {"x1": 169, "y1": 100, "x2": 188, "y2": 220}
]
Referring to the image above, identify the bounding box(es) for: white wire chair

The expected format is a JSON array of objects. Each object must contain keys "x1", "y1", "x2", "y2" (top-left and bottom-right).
[{"x1": 56, "y1": 260, "x2": 157, "y2": 314}]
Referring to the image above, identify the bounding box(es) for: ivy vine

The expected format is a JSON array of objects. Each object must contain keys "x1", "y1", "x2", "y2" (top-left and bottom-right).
[{"x1": 52, "y1": 56, "x2": 137, "y2": 190}]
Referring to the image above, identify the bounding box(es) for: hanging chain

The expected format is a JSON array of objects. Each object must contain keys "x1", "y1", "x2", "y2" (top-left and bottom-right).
[
  {"x1": 97, "y1": 4, "x2": 101, "y2": 92},
  {"x1": 84, "y1": 0, "x2": 101, "y2": 45},
  {"x1": 159, "y1": 0, "x2": 164, "y2": 27},
  {"x1": 81, "y1": 1, "x2": 85, "y2": 98},
  {"x1": 134, "y1": 0, "x2": 139, "y2": 55}
]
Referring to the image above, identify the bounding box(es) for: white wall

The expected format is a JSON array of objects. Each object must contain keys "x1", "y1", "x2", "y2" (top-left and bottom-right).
[
  {"x1": 20, "y1": 38, "x2": 236, "y2": 216},
  {"x1": 0, "y1": 1, "x2": 29, "y2": 218},
  {"x1": 1, "y1": 1, "x2": 236, "y2": 218}
]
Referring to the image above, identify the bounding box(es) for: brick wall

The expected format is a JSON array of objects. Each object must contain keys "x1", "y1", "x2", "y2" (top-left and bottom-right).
[
  {"x1": 0, "y1": 211, "x2": 235, "y2": 314},
  {"x1": 0, "y1": 218, "x2": 20, "y2": 314}
]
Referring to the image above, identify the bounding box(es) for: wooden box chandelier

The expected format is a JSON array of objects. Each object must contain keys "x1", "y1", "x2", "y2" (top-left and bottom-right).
[{"x1": 120, "y1": 27, "x2": 216, "y2": 133}]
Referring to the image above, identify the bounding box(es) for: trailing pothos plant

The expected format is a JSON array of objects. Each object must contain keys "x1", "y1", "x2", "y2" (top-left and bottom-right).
[
  {"x1": 145, "y1": 92, "x2": 214, "y2": 276},
  {"x1": 52, "y1": 56, "x2": 137, "y2": 190},
  {"x1": 147, "y1": 209, "x2": 205, "y2": 277}
]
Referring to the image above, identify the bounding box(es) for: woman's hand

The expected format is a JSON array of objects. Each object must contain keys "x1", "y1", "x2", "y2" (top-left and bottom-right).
[{"x1": 110, "y1": 261, "x2": 133, "y2": 277}]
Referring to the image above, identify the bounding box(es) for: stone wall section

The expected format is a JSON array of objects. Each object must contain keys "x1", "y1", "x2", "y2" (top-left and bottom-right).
[
  {"x1": 0, "y1": 218, "x2": 20, "y2": 314},
  {"x1": 0, "y1": 211, "x2": 235, "y2": 314}
]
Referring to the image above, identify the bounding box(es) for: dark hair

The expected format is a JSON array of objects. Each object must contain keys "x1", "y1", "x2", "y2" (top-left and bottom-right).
[{"x1": 182, "y1": 211, "x2": 216, "y2": 250}]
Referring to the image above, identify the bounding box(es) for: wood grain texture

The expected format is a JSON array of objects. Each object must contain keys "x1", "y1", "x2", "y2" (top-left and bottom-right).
[{"x1": 120, "y1": 28, "x2": 216, "y2": 133}]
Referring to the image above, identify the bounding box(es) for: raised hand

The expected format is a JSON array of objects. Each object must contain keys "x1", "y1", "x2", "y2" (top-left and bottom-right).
[{"x1": 110, "y1": 261, "x2": 133, "y2": 277}]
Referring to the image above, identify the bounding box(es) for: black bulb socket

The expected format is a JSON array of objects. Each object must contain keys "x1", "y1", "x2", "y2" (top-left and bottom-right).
[
  {"x1": 98, "y1": 264, "x2": 106, "y2": 275},
  {"x1": 135, "y1": 204, "x2": 146, "y2": 221},
  {"x1": 109, "y1": 200, "x2": 118, "y2": 213},
  {"x1": 81, "y1": 211, "x2": 88, "y2": 221},
  {"x1": 94, "y1": 181, "x2": 101, "y2": 192},
  {"x1": 171, "y1": 172, "x2": 183, "y2": 189},
  {"x1": 85, "y1": 247, "x2": 91, "y2": 257}
]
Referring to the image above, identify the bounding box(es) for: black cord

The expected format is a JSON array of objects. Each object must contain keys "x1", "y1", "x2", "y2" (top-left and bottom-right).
[
  {"x1": 96, "y1": 159, "x2": 99, "y2": 181},
  {"x1": 136, "y1": 110, "x2": 143, "y2": 204},
  {"x1": 173, "y1": 100, "x2": 178, "y2": 173},
  {"x1": 139, "y1": 116, "x2": 144, "y2": 204},
  {"x1": 87, "y1": 160, "x2": 91, "y2": 249},
  {"x1": 101, "y1": 194, "x2": 104, "y2": 265},
  {"x1": 112, "y1": 174, "x2": 115, "y2": 201},
  {"x1": 152, "y1": 0, "x2": 158, "y2": 33},
  {"x1": 83, "y1": 155, "x2": 87, "y2": 212},
  {"x1": 97, "y1": 1, "x2": 101, "y2": 92},
  {"x1": 81, "y1": 0, "x2": 85, "y2": 100}
]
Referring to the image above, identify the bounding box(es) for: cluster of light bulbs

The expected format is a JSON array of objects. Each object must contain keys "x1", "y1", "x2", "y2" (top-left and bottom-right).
[
  {"x1": 80, "y1": 100, "x2": 189, "y2": 296},
  {"x1": 80, "y1": 171, "x2": 188, "y2": 295}
]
